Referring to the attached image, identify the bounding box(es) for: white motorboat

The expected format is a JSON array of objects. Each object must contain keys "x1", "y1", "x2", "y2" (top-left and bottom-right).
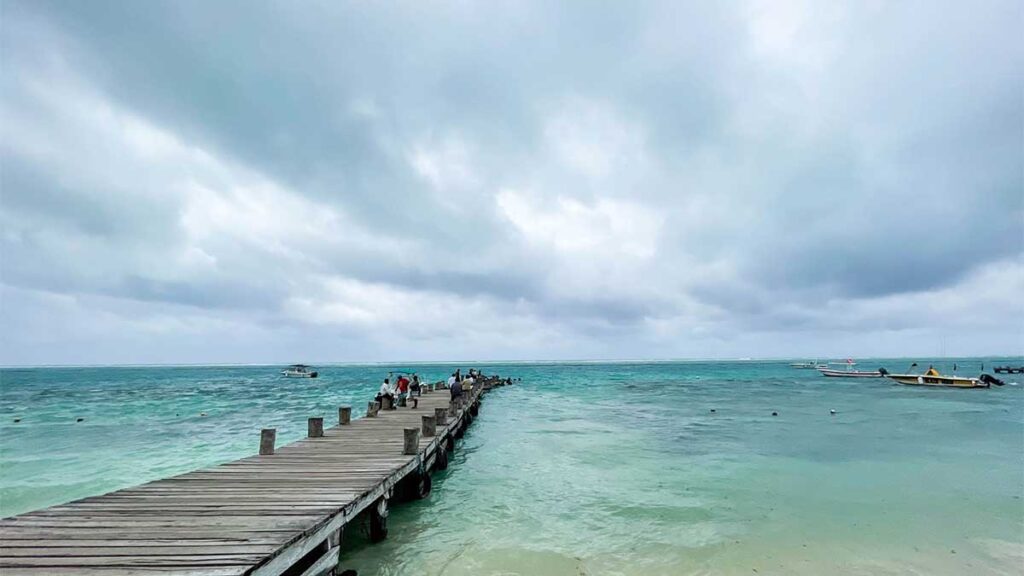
[
  {"x1": 281, "y1": 364, "x2": 319, "y2": 378},
  {"x1": 791, "y1": 360, "x2": 828, "y2": 369},
  {"x1": 816, "y1": 359, "x2": 886, "y2": 378}
]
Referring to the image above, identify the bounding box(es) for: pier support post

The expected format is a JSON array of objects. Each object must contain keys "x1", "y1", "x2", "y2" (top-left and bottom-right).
[
  {"x1": 403, "y1": 428, "x2": 420, "y2": 455},
  {"x1": 259, "y1": 428, "x2": 276, "y2": 455},
  {"x1": 381, "y1": 396, "x2": 393, "y2": 410},
  {"x1": 421, "y1": 415, "x2": 436, "y2": 437},
  {"x1": 339, "y1": 406, "x2": 351, "y2": 425},
  {"x1": 308, "y1": 417, "x2": 324, "y2": 438},
  {"x1": 367, "y1": 401, "x2": 378, "y2": 417},
  {"x1": 369, "y1": 498, "x2": 388, "y2": 542},
  {"x1": 435, "y1": 444, "x2": 449, "y2": 470},
  {"x1": 434, "y1": 407, "x2": 447, "y2": 427}
]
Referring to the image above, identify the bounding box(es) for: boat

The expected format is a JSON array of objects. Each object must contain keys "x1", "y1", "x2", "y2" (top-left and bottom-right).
[
  {"x1": 885, "y1": 364, "x2": 1004, "y2": 388},
  {"x1": 281, "y1": 364, "x2": 319, "y2": 378},
  {"x1": 790, "y1": 360, "x2": 827, "y2": 369},
  {"x1": 817, "y1": 367, "x2": 886, "y2": 378},
  {"x1": 887, "y1": 372, "x2": 987, "y2": 388},
  {"x1": 816, "y1": 359, "x2": 887, "y2": 378}
]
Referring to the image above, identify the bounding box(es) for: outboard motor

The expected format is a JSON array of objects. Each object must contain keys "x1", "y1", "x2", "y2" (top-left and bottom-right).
[
  {"x1": 979, "y1": 373, "x2": 1004, "y2": 386},
  {"x1": 878, "y1": 367, "x2": 889, "y2": 376}
]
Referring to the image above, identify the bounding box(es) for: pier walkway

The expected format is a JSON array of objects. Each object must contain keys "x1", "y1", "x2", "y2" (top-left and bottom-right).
[{"x1": 0, "y1": 381, "x2": 495, "y2": 575}]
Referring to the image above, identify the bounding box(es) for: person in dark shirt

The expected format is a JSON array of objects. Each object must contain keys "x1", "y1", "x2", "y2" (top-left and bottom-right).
[{"x1": 450, "y1": 378, "x2": 463, "y2": 400}]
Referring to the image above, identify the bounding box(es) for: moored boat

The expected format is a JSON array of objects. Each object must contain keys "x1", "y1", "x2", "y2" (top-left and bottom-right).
[
  {"x1": 886, "y1": 372, "x2": 988, "y2": 388},
  {"x1": 281, "y1": 364, "x2": 319, "y2": 378},
  {"x1": 885, "y1": 365, "x2": 1004, "y2": 388},
  {"x1": 790, "y1": 360, "x2": 828, "y2": 369},
  {"x1": 816, "y1": 358, "x2": 885, "y2": 378},
  {"x1": 818, "y1": 367, "x2": 885, "y2": 378},
  {"x1": 994, "y1": 366, "x2": 1024, "y2": 374}
]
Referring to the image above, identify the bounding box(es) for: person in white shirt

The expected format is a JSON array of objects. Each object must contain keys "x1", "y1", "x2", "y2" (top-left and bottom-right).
[
  {"x1": 377, "y1": 378, "x2": 395, "y2": 407},
  {"x1": 446, "y1": 374, "x2": 456, "y2": 388}
]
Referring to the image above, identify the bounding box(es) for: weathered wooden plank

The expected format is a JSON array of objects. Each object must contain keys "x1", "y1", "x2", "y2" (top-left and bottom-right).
[
  {"x1": 0, "y1": 569, "x2": 244, "y2": 576},
  {"x1": 0, "y1": 544, "x2": 278, "y2": 556}
]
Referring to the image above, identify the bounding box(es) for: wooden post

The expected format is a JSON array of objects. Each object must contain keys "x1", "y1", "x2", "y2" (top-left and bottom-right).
[
  {"x1": 367, "y1": 401, "x2": 378, "y2": 417},
  {"x1": 308, "y1": 417, "x2": 324, "y2": 438},
  {"x1": 435, "y1": 407, "x2": 447, "y2": 426},
  {"x1": 369, "y1": 498, "x2": 388, "y2": 542},
  {"x1": 421, "y1": 414, "x2": 436, "y2": 437},
  {"x1": 403, "y1": 427, "x2": 420, "y2": 455},
  {"x1": 339, "y1": 406, "x2": 351, "y2": 425},
  {"x1": 381, "y1": 395, "x2": 393, "y2": 410},
  {"x1": 259, "y1": 428, "x2": 276, "y2": 455}
]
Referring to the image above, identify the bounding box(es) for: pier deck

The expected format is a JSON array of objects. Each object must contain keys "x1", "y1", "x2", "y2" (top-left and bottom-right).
[{"x1": 0, "y1": 384, "x2": 489, "y2": 575}]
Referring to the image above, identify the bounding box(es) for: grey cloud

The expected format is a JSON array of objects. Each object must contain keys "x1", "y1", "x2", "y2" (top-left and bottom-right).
[{"x1": 1, "y1": 0, "x2": 1021, "y2": 364}]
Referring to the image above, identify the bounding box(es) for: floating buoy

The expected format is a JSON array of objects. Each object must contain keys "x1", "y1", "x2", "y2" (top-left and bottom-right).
[
  {"x1": 13, "y1": 418, "x2": 21, "y2": 423},
  {"x1": 76, "y1": 417, "x2": 84, "y2": 423},
  {"x1": 200, "y1": 412, "x2": 207, "y2": 417},
  {"x1": 830, "y1": 409, "x2": 836, "y2": 415},
  {"x1": 710, "y1": 408, "x2": 716, "y2": 413},
  {"x1": 771, "y1": 411, "x2": 778, "y2": 416}
]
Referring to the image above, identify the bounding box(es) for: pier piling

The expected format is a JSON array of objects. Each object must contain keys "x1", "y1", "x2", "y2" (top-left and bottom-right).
[
  {"x1": 422, "y1": 414, "x2": 436, "y2": 437},
  {"x1": 339, "y1": 406, "x2": 352, "y2": 425},
  {"x1": 259, "y1": 427, "x2": 276, "y2": 455},
  {"x1": 308, "y1": 417, "x2": 324, "y2": 438},
  {"x1": 403, "y1": 427, "x2": 420, "y2": 455}
]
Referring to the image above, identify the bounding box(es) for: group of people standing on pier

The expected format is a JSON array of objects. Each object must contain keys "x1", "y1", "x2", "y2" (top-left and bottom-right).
[
  {"x1": 373, "y1": 368, "x2": 517, "y2": 409},
  {"x1": 376, "y1": 372, "x2": 421, "y2": 408}
]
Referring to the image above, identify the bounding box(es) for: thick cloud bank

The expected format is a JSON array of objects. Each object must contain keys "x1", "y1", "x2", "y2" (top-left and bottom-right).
[{"x1": 1, "y1": 0, "x2": 1021, "y2": 364}]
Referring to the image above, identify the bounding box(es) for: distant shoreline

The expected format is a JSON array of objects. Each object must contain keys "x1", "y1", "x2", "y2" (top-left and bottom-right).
[{"x1": 2, "y1": 355, "x2": 1021, "y2": 370}]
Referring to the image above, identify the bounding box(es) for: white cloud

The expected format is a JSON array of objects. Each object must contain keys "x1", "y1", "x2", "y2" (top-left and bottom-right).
[
  {"x1": 542, "y1": 98, "x2": 649, "y2": 180},
  {"x1": 407, "y1": 133, "x2": 482, "y2": 213},
  {"x1": 496, "y1": 189, "x2": 662, "y2": 258}
]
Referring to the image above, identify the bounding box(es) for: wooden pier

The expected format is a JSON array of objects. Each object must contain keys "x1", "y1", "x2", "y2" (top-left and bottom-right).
[{"x1": 0, "y1": 380, "x2": 497, "y2": 575}]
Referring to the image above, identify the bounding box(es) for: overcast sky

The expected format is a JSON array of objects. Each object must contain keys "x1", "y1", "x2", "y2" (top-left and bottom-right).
[{"x1": 1, "y1": 0, "x2": 1021, "y2": 365}]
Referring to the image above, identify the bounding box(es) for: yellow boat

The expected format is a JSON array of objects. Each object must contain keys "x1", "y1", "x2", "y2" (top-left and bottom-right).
[{"x1": 886, "y1": 368, "x2": 994, "y2": 389}]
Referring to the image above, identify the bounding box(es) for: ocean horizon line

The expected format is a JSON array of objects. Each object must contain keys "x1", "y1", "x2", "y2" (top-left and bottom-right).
[{"x1": 2, "y1": 355, "x2": 1020, "y2": 370}]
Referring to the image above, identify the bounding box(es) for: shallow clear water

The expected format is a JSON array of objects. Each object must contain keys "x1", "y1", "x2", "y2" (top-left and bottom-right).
[{"x1": 2, "y1": 360, "x2": 1022, "y2": 575}]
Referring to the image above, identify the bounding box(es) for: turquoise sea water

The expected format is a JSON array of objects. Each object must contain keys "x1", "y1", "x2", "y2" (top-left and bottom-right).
[{"x1": 1, "y1": 359, "x2": 1022, "y2": 575}]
